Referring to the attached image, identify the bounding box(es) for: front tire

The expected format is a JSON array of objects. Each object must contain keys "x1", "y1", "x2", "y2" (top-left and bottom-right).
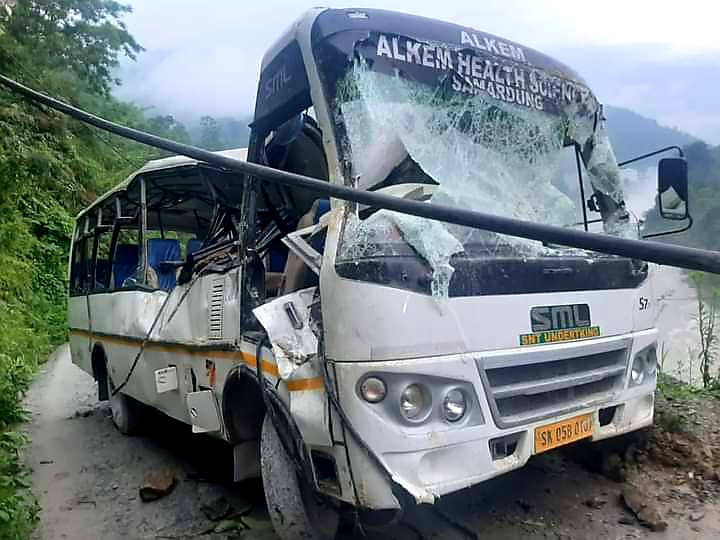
[
  {"x1": 260, "y1": 415, "x2": 339, "y2": 540},
  {"x1": 104, "y1": 366, "x2": 143, "y2": 435}
]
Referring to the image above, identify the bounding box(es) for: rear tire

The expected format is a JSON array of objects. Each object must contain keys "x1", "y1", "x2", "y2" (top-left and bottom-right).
[
  {"x1": 260, "y1": 415, "x2": 339, "y2": 540},
  {"x1": 104, "y1": 366, "x2": 143, "y2": 435}
]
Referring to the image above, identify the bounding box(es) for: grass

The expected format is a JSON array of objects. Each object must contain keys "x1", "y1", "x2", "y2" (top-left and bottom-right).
[{"x1": 657, "y1": 372, "x2": 720, "y2": 401}]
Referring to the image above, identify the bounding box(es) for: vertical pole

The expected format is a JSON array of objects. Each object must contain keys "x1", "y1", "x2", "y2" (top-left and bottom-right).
[
  {"x1": 139, "y1": 176, "x2": 148, "y2": 284},
  {"x1": 575, "y1": 144, "x2": 589, "y2": 232}
]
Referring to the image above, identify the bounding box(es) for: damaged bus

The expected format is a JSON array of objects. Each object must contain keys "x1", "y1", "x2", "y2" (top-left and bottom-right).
[{"x1": 67, "y1": 7, "x2": 692, "y2": 539}]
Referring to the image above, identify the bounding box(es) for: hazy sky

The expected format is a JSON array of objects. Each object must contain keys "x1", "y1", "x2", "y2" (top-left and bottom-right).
[{"x1": 117, "y1": 0, "x2": 720, "y2": 143}]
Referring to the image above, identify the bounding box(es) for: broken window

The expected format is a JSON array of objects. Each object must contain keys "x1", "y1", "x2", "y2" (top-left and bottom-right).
[{"x1": 326, "y1": 49, "x2": 636, "y2": 297}]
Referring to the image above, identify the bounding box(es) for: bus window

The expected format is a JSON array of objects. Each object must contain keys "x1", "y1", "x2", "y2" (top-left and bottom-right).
[
  {"x1": 113, "y1": 228, "x2": 140, "y2": 289},
  {"x1": 69, "y1": 235, "x2": 89, "y2": 296},
  {"x1": 93, "y1": 227, "x2": 113, "y2": 291}
]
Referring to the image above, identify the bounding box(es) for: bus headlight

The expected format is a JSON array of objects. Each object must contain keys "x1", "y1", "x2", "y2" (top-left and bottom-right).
[
  {"x1": 400, "y1": 384, "x2": 429, "y2": 420},
  {"x1": 359, "y1": 376, "x2": 387, "y2": 403},
  {"x1": 630, "y1": 345, "x2": 657, "y2": 387},
  {"x1": 442, "y1": 388, "x2": 467, "y2": 422}
]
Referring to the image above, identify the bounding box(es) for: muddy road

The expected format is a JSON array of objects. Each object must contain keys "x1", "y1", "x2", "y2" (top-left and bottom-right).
[{"x1": 25, "y1": 345, "x2": 720, "y2": 540}]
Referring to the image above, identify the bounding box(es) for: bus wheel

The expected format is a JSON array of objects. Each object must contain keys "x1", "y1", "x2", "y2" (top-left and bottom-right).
[
  {"x1": 104, "y1": 367, "x2": 142, "y2": 435},
  {"x1": 260, "y1": 415, "x2": 340, "y2": 540}
]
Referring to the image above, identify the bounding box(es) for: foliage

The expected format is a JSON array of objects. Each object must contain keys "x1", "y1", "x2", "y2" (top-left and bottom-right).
[
  {"x1": 2, "y1": 0, "x2": 142, "y2": 95},
  {"x1": 199, "y1": 115, "x2": 223, "y2": 151},
  {"x1": 657, "y1": 371, "x2": 720, "y2": 401},
  {"x1": 0, "y1": 431, "x2": 38, "y2": 540},
  {"x1": 188, "y1": 115, "x2": 250, "y2": 151},
  {"x1": 689, "y1": 272, "x2": 720, "y2": 388},
  {"x1": 0, "y1": 1, "x2": 189, "y2": 538}
]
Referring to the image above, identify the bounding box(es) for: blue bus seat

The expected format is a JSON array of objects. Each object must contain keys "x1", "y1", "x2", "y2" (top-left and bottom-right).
[
  {"x1": 148, "y1": 238, "x2": 181, "y2": 290},
  {"x1": 113, "y1": 244, "x2": 139, "y2": 289}
]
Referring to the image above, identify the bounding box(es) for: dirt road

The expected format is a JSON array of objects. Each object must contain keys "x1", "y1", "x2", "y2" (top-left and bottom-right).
[{"x1": 25, "y1": 345, "x2": 720, "y2": 540}]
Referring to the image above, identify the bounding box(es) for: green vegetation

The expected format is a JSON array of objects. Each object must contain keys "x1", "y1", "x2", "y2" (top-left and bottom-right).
[
  {"x1": 657, "y1": 372, "x2": 720, "y2": 401},
  {"x1": 0, "y1": 2, "x2": 189, "y2": 537}
]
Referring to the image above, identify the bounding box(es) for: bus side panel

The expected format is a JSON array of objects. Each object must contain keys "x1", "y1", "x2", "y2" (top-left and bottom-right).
[
  {"x1": 68, "y1": 295, "x2": 91, "y2": 374},
  {"x1": 88, "y1": 290, "x2": 165, "y2": 407}
]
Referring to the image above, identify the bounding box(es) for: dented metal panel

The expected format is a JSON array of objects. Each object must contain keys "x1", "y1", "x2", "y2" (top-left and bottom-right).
[{"x1": 253, "y1": 288, "x2": 319, "y2": 379}]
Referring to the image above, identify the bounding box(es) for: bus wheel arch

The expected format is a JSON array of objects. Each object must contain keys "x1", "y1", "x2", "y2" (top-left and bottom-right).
[
  {"x1": 222, "y1": 367, "x2": 267, "y2": 443},
  {"x1": 91, "y1": 343, "x2": 109, "y2": 401}
]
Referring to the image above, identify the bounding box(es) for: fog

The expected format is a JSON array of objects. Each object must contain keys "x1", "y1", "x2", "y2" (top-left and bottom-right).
[{"x1": 115, "y1": 1, "x2": 720, "y2": 143}]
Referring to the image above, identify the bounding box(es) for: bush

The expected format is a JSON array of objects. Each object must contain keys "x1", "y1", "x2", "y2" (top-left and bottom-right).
[{"x1": 0, "y1": 432, "x2": 39, "y2": 540}]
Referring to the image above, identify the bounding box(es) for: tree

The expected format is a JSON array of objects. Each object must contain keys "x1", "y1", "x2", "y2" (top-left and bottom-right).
[
  {"x1": 200, "y1": 115, "x2": 223, "y2": 151},
  {"x1": 147, "y1": 114, "x2": 190, "y2": 144},
  {"x1": 0, "y1": 0, "x2": 142, "y2": 95},
  {"x1": 0, "y1": 3, "x2": 146, "y2": 537}
]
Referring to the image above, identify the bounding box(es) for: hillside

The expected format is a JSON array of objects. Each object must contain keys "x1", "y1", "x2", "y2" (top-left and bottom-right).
[
  {"x1": 604, "y1": 105, "x2": 700, "y2": 164},
  {"x1": 0, "y1": 3, "x2": 199, "y2": 537},
  {"x1": 642, "y1": 141, "x2": 720, "y2": 250}
]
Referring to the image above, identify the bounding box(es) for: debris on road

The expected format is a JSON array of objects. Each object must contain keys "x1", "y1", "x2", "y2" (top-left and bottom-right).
[
  {"x1": 139, "y1": 470, "x2": 177, "y2": 502},
  {"x1": 689, "y1": 510, "x2": 706, "y2": 522},
  {"x1": 200, "y1": 496, "x2": 232, "y2": 521},
  {"x1": 584, "y1": 496, "x2": 607, "y2": 509},
  {"x1": 622, "y1": 485, "x2": 669, "y2": 532}
]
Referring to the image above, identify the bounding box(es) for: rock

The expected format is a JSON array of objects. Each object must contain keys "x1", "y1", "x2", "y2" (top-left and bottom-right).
[
  {"x1": 621, "y1": 486, "x2": 668, "y2": 532},
  {"x1": 601, "y1": 452, "x2": 626, "y2": 482},
  {"x1": 517, "y1": 499, "x2": 533, "y2": 511},
  {"x1": 584, "y1": 496, "x2": 607, "y2": 509},
  {"x1": 139, "y1": 470, "x2": 176, "y2": 502},
  {"x1": 618, "y1": 516, "x2": 636, "y2": 526},
  {"x1": 201, "y1": 496, "x2": 232, "y2": 522},
  {"x1": 213, "y1": 519, "x2": 244, "y2": 533},
  {"x1": 689, "y1": 510, "x2": 705, "y2": 522}
]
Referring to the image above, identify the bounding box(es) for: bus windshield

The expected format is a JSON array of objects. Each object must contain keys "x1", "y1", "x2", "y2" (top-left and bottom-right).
[{"x1": 326, "y1": 35, "x2": 637, "y2": 297}]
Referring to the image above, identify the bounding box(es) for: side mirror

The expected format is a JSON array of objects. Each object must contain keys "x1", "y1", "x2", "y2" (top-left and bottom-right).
[{"x1": 657, "y1": 157, "x2": 689, "y2": 220}]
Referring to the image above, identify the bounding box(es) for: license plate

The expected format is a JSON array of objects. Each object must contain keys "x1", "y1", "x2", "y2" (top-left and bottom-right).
[{"x1": 534, "y1": 413, "x2": 593, "y2": 454}]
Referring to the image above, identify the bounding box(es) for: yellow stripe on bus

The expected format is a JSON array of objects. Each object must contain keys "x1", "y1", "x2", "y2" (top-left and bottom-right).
[{"x1": 68, "y1": 328, "x2": 325, "y2": 391}]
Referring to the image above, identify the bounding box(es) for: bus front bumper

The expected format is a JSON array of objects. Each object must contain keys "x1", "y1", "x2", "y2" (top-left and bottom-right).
[{"x1": 329, "y1": 330, "x2": 657, "y2": 509}]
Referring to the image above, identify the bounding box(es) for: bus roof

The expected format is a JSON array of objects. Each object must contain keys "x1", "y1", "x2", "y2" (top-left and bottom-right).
[{"x1": 76, "y1": 148, "x2": 248, "y2": 220}]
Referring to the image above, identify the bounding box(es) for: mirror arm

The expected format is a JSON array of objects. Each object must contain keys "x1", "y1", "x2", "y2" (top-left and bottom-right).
[
  {"x1": 642, "y1": 215, "x2": 693, "y2": 239},
  {"x1": 618, "y1": 146, "x2": 684, "y2": 168}
]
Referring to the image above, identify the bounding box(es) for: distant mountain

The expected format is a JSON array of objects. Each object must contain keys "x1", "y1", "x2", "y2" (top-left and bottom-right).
[{"x1": 604, "y1": 106, "x2": 700, "y2": 165}]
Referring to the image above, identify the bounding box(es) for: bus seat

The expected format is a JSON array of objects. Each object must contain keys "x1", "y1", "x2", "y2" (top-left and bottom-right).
[
  {"x1": 280, "y1": 199, "x2": 330, "y2": 295},
  {"x1": 148, "y1": 238, "x2": 181, "y2": 290},
  {"x1": 186, "y1": 238, "x2": 203, "y2": 256},
  {"x1": 113, "y1": 244, "x2": 139, "y2": 289},
  {"x1": 268, "y1": 244, "x2": 287, "y2": 272}
]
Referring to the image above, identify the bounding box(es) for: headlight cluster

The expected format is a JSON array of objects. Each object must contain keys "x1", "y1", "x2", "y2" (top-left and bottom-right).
[
  {"x1": 630, "y1": 345, "x2": 657, "y2": 387},
  {"x1": 358, "y1": 375, "x2": 474, "y2": 425}
]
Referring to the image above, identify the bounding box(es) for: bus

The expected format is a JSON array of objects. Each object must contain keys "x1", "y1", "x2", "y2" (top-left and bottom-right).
[{"x1": 68, "y1": 7, "x2": 691, "y2": 540}]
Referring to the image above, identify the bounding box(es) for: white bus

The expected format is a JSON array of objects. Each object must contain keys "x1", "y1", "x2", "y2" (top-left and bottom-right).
[{"x1": 68, "y1": 8, "x2": 691, "y2": 540}]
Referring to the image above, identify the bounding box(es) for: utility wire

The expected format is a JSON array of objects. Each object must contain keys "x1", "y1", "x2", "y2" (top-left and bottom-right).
[{"x1": 1, "y1": 73, "x2": 720, "y2": 274}]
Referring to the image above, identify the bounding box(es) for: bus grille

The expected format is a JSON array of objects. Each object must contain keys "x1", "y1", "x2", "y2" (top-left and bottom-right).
[{"x1": 476, "y1": 340, "x2": 630, "y2": 428}]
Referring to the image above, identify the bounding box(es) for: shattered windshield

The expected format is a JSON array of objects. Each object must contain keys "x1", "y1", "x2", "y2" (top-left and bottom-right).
[{"x1": 325, "y1": 34, "x2": 636, "y2": 297}]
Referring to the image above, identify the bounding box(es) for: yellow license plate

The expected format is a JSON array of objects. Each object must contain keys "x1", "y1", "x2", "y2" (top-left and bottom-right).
[{"x1": 534, "y1": 413, "x2": 593, "y2": 454}]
